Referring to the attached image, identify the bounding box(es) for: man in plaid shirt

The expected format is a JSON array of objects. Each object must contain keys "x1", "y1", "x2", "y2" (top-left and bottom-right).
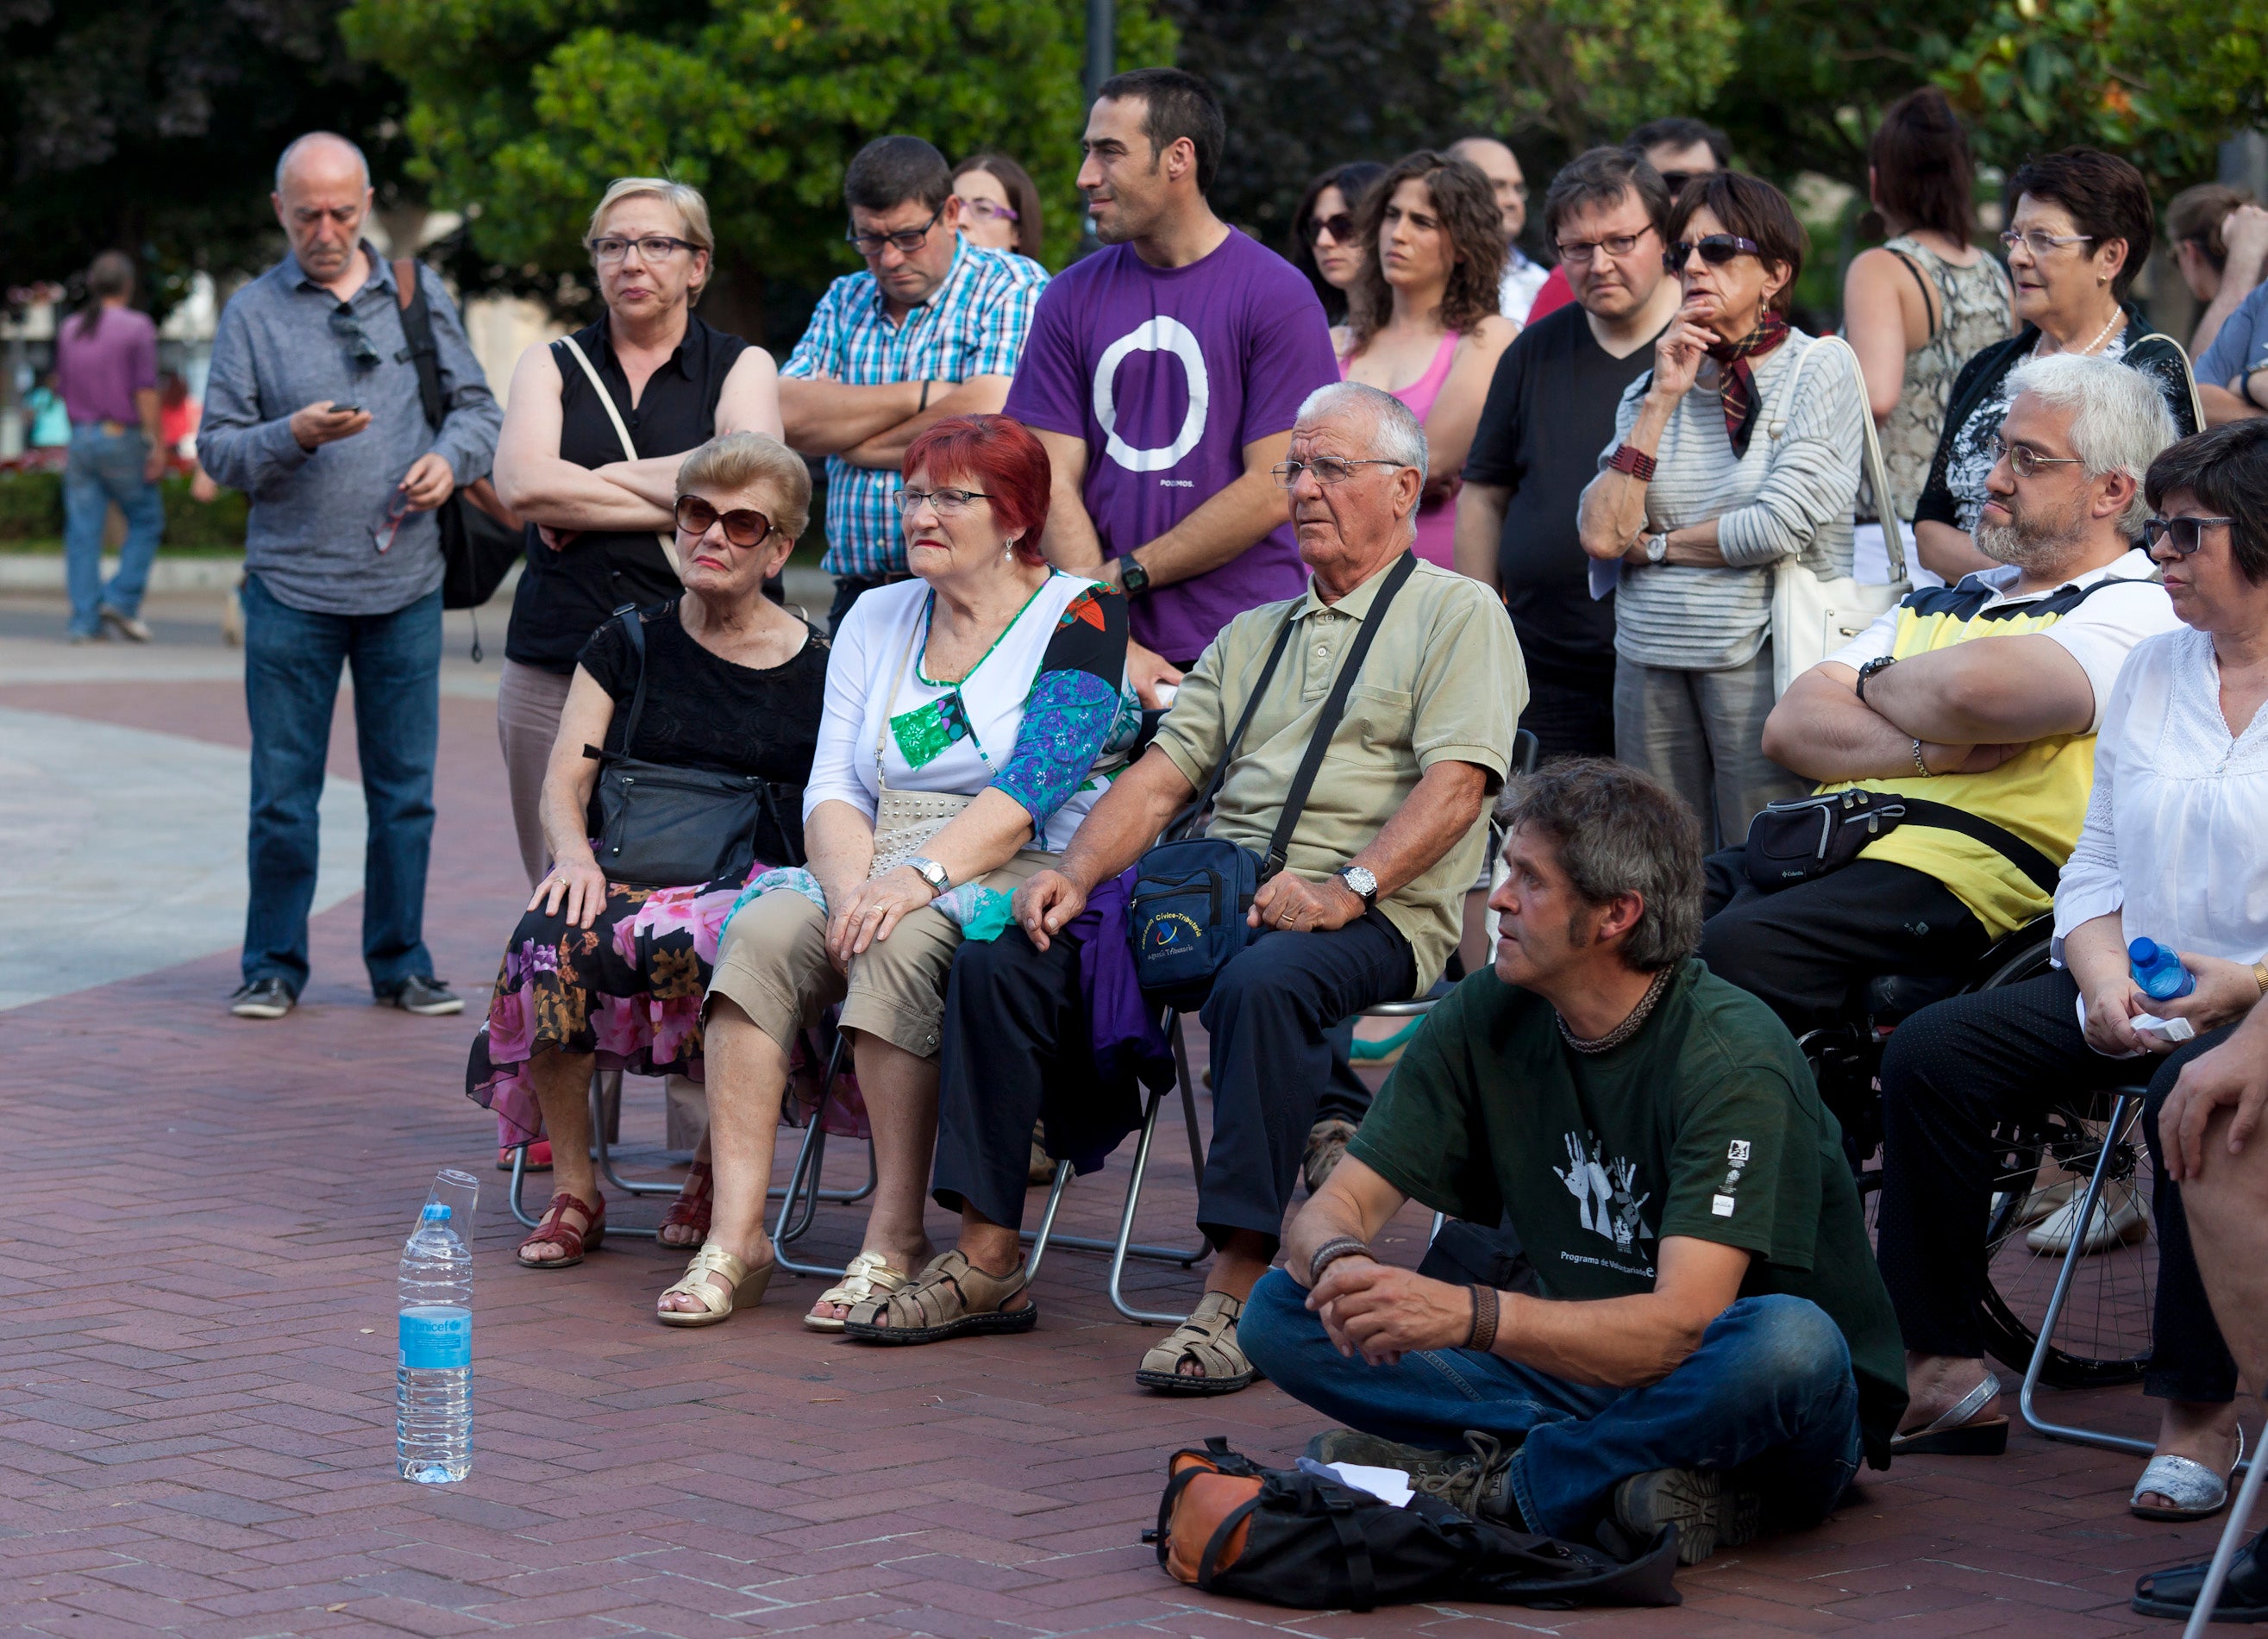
[{"x1": 781, "y1": 135, "x2": 1048, "y2": 634}]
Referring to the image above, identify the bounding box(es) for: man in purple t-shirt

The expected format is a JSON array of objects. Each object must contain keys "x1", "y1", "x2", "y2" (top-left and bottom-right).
[
  {"x1": 53, "y1": 250, "x2": 166, "y2": 643},
  {"x1": 1005, "y1": 69, "x2": 1339, "y2": 702}
]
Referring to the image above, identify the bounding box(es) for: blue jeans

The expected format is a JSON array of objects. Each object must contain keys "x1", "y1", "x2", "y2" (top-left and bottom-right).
[
  {"x1": 241, "y1": 572, "x2": 442, "y2": 996},
  {"x1": 64, "y1": 426, "x2": 165, "y2": 635},
  {"x1": 1241, "y1": 1273, "x2": 1864, "y2": 1541}
]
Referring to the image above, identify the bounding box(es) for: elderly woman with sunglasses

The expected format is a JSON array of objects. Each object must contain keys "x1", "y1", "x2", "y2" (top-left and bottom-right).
[
  {"x1": 1578, "y1": 171, "x2": 1867, "y2": 847},
  {"x1": 472, "y1": 432, "x2": 829, "y2": 1273},
  {"x1": 1914, "y1": 147, "x2": 2201, "y2": 585},
  {"x1": 652, "y1": 413, "x2": 1135, "y2": 1329}
]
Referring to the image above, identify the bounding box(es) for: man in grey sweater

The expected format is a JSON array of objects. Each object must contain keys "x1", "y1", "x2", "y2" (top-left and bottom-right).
[{"x1": 198, "y1": 131, "x2": 502, "y2": 1021}]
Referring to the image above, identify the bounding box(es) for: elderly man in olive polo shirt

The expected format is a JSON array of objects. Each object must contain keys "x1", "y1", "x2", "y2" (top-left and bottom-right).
[{"x1": 838, "y1": 381, "x2": 1527, "y2": 1393}]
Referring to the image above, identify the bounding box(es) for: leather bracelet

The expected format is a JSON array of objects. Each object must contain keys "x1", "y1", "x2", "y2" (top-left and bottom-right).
[
  {"x1": 1466, "y1": 1285, "x2": 1500, "y2": 1353},
  {"x1": 1307, "y1": 1236, "x2": 1371, "y2": 1287},
  {"x1": 1607, "y1": 442, "x2": 1658, "y2": 481},
  {"x1": 1911, "y1": 739, "x2": 1932, "y2": 778},
  {"x1": 918, "y1": 379, "x2": 933, "y2": 413}
]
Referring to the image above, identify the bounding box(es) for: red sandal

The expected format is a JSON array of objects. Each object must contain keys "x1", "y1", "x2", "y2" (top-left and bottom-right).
[
  {"x1": 517, "y1": 1190, "x2": 605, "y2": 1268},
  {"x1": 657, "y1": 1160, "x2": 712, "y2": 1248}
]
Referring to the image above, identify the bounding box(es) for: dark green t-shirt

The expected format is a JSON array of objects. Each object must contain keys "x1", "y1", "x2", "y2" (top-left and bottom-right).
[{"x1": 1348, "y1": 958, "x2": 1908, "y2": 1467}]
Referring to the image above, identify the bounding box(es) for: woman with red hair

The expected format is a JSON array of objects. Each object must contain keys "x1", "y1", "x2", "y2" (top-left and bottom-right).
[{"x1": 655, "y1": 414, "x2": 1136, "y2": 1328}]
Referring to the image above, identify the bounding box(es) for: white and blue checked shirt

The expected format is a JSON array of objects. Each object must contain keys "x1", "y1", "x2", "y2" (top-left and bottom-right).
[{"x1": 783, "y1": 241, "x2": 1047, "y2": 578}]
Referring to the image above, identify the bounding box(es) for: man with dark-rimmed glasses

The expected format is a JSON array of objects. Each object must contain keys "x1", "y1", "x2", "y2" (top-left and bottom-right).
[
  {"x1": 779, "y1": 135, "x2": 1045, "y2": 635},
  {"x1": 199, "y1": 130, "x2": 500, "y2": 1022}
]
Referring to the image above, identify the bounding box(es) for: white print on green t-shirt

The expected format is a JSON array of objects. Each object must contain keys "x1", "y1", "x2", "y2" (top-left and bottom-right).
[{"x1": 1551, "y1": 1132, "x2": 1657, "y2": 1256}]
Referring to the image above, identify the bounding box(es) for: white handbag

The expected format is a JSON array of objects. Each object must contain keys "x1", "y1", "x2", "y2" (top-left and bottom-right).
[
  {"x1": 1766, "y1": 334, "x2": 1910, "y2": 697},
  {"x1": 556, "y1": 335, "x2": 682, "y2": 580}
]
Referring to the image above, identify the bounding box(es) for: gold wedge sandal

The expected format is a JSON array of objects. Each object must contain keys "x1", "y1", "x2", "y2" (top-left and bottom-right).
[
  {"x1": 803, "y1": 1250, "x2": 911, "y2": 1333},
  {"x1": 655, "y1": 1242, "x2": 774, "y2": 1328}
]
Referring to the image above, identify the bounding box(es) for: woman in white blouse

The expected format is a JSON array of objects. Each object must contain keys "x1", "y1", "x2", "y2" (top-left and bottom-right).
[
  {"x1": 1873, "y1": 421, "x2": 2268, "y2": 1520},
  {"x1": 655, "y1": 415, "x2": 1134, "y2": 1329}
]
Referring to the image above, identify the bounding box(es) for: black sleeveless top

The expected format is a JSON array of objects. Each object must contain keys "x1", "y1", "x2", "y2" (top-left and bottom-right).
[{"x1": 504, "y1": 311, "x2": 749, "y2": 672}]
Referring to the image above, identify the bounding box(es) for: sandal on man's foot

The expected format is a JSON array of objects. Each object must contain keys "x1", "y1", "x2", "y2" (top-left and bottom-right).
[
  {"x1": 655, "y1": 1242, "x2": 773, "y2": 1328},
  {"x1": 2132, "y1": 1426, "x2": 2245, "y2": 1522},
  {"x1": 1136, "y1": 1291, "x2": 1258, "y2": 1396},
  {"x1": 804, "y1": 1250, "x2": 910, "y2": 1333},
  {"x1": 516, "y1": 1190, "x2": 605, "y2": 1268},
  {"x1": 841, "y1": 1249, "x2": 1037, "y2": 1345},
  {"x1": 1889, "y1": 1371, "x2": 2007, "y2": 1456},
  {"x1": 2133, "y1": 1529, "x2": 2268, "y2": 1621},
  {"x1": 657, "y1": 1160, "x2": 712, "y2": 1248}
]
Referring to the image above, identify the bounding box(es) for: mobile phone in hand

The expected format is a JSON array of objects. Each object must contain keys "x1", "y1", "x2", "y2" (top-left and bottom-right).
[{"x1": 330, "y1": 402, "x2": 363, "y2": 416}]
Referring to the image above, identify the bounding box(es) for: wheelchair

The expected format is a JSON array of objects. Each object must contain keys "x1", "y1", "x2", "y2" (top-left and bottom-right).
[{"x1": 1797, "y1": 916, "x2": 2158, "y2": 1391}]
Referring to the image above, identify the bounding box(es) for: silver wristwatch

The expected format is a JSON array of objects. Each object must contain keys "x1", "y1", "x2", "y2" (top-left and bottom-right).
[
  {"x1": 1644, "y1": 532, "x2": 1670, "y2": 564},
  {"x1": 906, "y1": 856, "x2": 951, "y2": 895},
  {"x1": 1337, "y1": 864, "x2": 1379, "y2": 910}
]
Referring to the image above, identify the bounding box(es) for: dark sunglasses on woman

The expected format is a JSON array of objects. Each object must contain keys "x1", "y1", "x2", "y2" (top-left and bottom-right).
[
  {"x1": 1663, "y1": 233, "x2": 1761, "y2": 273},
  {"x1": 674, "y1": 494, "x2": 780, "y2": 548},
  {"x1": 2142, "y1": 515, "x2": 2235, "y2": 558},
  {"x1": 1306, "y1": 212, "x2": 1358, "y2": 245}
]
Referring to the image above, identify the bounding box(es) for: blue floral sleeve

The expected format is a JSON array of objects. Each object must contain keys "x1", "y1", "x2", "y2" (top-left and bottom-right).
[{"x1": 992, "y1": 585, "x2": 1130, "y2": 829}]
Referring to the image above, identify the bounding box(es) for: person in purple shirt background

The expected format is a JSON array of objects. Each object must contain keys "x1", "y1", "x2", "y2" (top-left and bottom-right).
[
  {"x1": 53, "y1": 251, "x2": 166, "y2": 644},
  {"x1": 1004, "y1": 68, "x2": 1339, "y2": 703}
]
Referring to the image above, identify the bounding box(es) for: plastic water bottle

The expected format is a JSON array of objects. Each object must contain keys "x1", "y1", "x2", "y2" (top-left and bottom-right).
[
  {"x1": 2129, "y1": 936, "x2": 2197, "y2": 1002},
  {"x1": 397, "y1": 1169, "x2": 477, "y2": 1484}
]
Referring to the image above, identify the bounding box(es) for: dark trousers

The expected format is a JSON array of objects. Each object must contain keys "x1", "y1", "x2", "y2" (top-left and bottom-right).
[
  {"x1": 934, "y1": 913, "x2": 1413, "y2": 1248},
  {"x1": 1243, "y1": 1274, "x2": 1863, "y2": 1540},
  {"x1": 241, "y1": 572, "x2": 442, "y2": 997},
  {"x1": 1521, "y1": 660, "x2": 1618, "y2": 763},
  {"x1": 825, "y1": 571, "x2": 910, "y2": 636},
  {"x1": 1700, "y1": 848, "x2": 1991, "y2": 1035},
  {"x1": 1876, "y1": 969, "x2": 2235, "y2": 1401}
]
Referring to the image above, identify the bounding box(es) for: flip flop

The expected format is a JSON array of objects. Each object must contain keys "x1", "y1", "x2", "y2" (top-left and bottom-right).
[
  {"x1": 1890, "y1": 1371, "x2": 2008, "y2": 1456},
  {"x1": 2133, "y1": 1426, "x2": 2245, "y2": 1522}
]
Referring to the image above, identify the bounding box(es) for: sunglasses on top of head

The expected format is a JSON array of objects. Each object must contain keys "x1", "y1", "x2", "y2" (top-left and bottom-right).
[
  {"x1": 674, "y1": 495, "x2": 780, "y2": 548},
  {"x1": 2141, "y1": 515, "x2": 2235, "y2": 558},
  {"x1": 1663, "y1": 234, "x2": 1761, "y2": 273}
]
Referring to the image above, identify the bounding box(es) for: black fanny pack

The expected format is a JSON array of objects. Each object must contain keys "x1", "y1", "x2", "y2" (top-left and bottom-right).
[
  {"x1": 1743, "y1": 788, "x2": 2060, "y2": 897},
  {"x1": 1130, "y1": 554, "x2": 1417, "y2": 1010},
  {"x1": 586, "y1": 605, "x2": 804, "y2": 888}
]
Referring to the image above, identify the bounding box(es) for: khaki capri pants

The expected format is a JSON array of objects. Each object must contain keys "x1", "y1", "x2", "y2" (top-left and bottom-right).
[{"x1": 707, "y1": 848, "x2": 1054, "y2": 1059}]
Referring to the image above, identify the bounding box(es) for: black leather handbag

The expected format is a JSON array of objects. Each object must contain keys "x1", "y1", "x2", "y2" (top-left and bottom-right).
[
  {"x1": 586, "y1": 607, "x2": 804, "y2": 888},
  {"x1": 1742, "y1": 788, "x2": 2059, "y2": 897}
]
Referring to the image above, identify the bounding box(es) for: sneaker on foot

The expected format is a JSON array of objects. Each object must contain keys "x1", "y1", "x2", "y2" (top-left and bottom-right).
[
  {"x1": 1303, "y1": 1117, "x2": 1358, "y2": 1195},
  {"x1": 381, "y1": 976, "x2": 463, "y2": 1016},
  {"x1": 1611, "y1": 1467, "x2": 1762, "y2": 1564},
  {"x1": 98, "y1": 606, "x2": 153, "y2": 643},
  {"x1": 1305, "y1": 1429, "x2": 1520, "y2": 1524},
  {"x1": 229, "y1": 978, "x2": 296, "y2": 1019}
]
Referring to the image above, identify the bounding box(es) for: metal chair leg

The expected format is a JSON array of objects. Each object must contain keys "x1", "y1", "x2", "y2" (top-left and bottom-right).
[
  {"x1": 1023, "y1": 1160, "x2": 1077, "y2": 1285},
  {"x1": 2186, "y1": 1423, "x2": 2268, "y2": 1636},
  {"x1": 508, "y1": 1142, "x2": 537, "y2": 1229}
]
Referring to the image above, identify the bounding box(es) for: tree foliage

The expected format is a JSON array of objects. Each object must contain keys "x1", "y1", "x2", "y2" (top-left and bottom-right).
[
  {"x1": 340, "y1": 0, "x2": 1174, "y2": 335},
  {"x1": 0, "y1": 0, "x2": 404, "y2": 313}
]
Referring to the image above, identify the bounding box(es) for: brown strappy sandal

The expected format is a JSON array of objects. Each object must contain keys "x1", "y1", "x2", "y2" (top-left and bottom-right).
[
  {"x1": 516, "y1": 1190, "x2": 605, "y2": 1269},
  {"x1": 1136, "y1": 1291, "x2": 1259, "y2": 1395},
  {"x1": 840, "y1": 1249, "x2": 1037, "y2": 1345},
  {"x1": 657, "y1": 1160, "x2": 712, "y2": 1248}
]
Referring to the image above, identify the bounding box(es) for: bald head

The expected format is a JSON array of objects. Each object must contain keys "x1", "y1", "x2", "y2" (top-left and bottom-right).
[
  {"x1": 272, "y1": 132, "x2": 373, "y2": 289},
  {"x1": 275, "y1": 131, "x2": 370, "y2": 195},
  {"x1": 1450, "y1": 134, "x2": 1526, "y2": 241}
]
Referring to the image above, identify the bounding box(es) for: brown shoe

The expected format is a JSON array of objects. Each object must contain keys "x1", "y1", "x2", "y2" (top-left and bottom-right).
[{"x1": 1304, "y1": 1117, "x2": 1357, "y2": 1195}]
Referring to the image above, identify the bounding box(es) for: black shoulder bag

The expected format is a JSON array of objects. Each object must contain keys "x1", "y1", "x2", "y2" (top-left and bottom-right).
[
  {"x1": 586, "y1": 605, "x2": 805, "y2": 887},
  {"x1": 1129, "y1": 554, "x2": 1417, "y2": 1009},
  {"x1": 1743, "y1": 787, "x2": 2059, "y2": 898}
]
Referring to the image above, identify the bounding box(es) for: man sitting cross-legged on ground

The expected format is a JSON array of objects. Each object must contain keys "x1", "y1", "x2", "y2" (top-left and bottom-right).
[
  {"x1": 837, "y1": 381, "x2": 1526, "y2": 1393},
  {"x1": 1700, "y1": 350, "x2": 2183, "y2": 1035},
  {"x1": 1238, "y1": 759, "x2": 1909, "y2": 1566}
]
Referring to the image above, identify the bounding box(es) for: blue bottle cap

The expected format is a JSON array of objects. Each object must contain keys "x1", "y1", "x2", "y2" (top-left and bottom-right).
[
  {"x1": 2129, "y1": 937, "x2": 2160, "y2": 963},
  {"x1": 422, "y1": 1203, "x2": 451, "y2": 1222}
]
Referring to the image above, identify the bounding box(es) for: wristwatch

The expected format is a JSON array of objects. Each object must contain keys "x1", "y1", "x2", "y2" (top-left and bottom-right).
[
  {"x1": 906, "y1": 856, "x2": 951, "y2": 896},
  {"x1": 1337, "y1": 864, "x2": 1379, "y2": 910},
  {"x1": 1643, "y1": 532, "x2": 1670, "y2": 565},
  {"x1": 1856, "y1": 654, "x2": 1897, "y2": 704},
  {"x1": 1117, "y1": 554, "x2": 1151, "y2": 599}
]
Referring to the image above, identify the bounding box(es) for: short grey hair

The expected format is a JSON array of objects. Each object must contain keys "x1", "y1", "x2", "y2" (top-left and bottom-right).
[
  {"x1": 274, "y1": 131, "x2": 371, "y2": 195},
  {"x1": 1295, "y1": 380, "x2": 1429, "y2": 487},
  {"x1": 2004, "y1": 350, "x2": 2180, "y2": 537},
  {"x1": 1494, "y1": 758, "x2": 1703, "y2": 972}
]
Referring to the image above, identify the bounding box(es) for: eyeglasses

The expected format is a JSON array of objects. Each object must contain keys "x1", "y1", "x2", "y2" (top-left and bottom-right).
[
  {"x1": 956, "y1": 196, "x2": 1018, "y2": 224},
  {"x1": 1556, "y1": 230, "x2": 1651, "y2": 266},
  {"x1": 2142, "y1": 514, "x2": 2236, "y2": 557},
  {"x1": 586, "y1": 235, "x2": 699, "y2": 265},
  {"x1": 1991, "y1": 436, "x2": 2084, "y2": 479},
  {"x1": 2000, "y1": 228, "x2": 2098, "y2": 259},
  {"x1": 1270, "y1": 457, "x2": 1409, "y2": 488},
  {"x1": 674, "y1": 494, "x2": 780, "y2": 547},
  {"x1": 1306, "y1": 212, "x2": 1358, "y2": 246},
  {"x1": 329, "y1": 304, "x2": 380, "y2": 368},
  {"x1": 1664, "y1": 234, "x2": 1761, "y2": 273},
  {"x1": 893, "y1": 485, "x2": 992, "y2": 516},
  {"x1": 848, "y1": 207, "x2": 944, "y2": 256}
]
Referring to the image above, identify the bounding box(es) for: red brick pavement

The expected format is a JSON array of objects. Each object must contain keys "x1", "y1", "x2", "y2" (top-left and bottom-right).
[{"x1": 0, "y1": 673, "x2": 2236, "y2": 1636}]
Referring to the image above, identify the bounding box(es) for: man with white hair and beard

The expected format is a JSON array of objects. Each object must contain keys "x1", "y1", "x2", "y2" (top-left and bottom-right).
[{"x1": 1697, "y1": 350, "x2": 2181, "y2": 1033}]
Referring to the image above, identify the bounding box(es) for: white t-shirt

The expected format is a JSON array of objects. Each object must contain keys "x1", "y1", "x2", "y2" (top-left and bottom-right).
[{"x1": 1497, "y1": 250, "x2": 1549, "y2": 324}]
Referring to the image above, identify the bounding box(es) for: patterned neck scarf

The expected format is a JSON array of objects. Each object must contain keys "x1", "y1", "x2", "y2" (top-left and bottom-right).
[{"x1": 1705, "y1": 311, "x2": 1791, "y2": 460}]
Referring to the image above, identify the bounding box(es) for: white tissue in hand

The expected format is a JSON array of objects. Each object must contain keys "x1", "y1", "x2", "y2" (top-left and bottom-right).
[{"x1": 1296, "y1": 1456, "x2": 1413, "y2": 1507}]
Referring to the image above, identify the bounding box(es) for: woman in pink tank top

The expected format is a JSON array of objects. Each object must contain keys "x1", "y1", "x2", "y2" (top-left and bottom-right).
[{"x1": 1336, "y1": 149, "x2": 1519, "y2": 570}]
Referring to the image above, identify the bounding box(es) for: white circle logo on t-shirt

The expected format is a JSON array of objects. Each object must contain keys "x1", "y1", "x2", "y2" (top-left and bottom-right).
[{"x1": 1092, "y1": 316, "x2": 1210, "y2": 472}]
